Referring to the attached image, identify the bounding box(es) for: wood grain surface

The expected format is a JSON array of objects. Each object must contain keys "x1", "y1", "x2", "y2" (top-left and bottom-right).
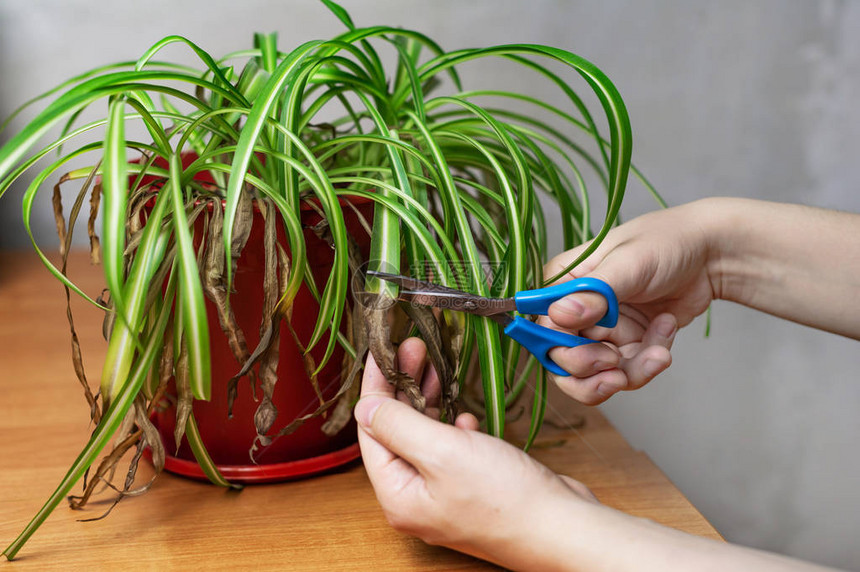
[{"x1": 0, "y1": 250, "x2": 721, "y2": 570}]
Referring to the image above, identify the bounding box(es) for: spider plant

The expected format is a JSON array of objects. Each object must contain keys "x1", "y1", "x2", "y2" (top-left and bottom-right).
[{"x1": 0, "y1": 0, "x2": 653, "y2": 559}]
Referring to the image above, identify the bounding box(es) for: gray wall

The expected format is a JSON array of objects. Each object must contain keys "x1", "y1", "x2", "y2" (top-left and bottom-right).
[{"x1": 1, "y1": 1, "x2": 858, "y2": 569}]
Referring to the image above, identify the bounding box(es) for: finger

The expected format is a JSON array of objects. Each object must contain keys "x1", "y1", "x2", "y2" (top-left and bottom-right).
[
  {"x1": 619, "y1": 346, "x2": 672, "y2": 390},
  {"x1": 546, "y1": 244, "x2": 651, "y2": 320},
  {"x1": 547, "y1": 292, "x2": 609, "y2": 331},
  {"x1": 420, "y1": 355, "x2": 442, "y2": 413},
  {"x1": 558, "y1": 475, "x2": 600, "y2": 504},
  {"x1": 618, "y1": 313, "x2": 677, "y2": 389},
  {"x1": 551, "y1": 368, "x2": 628, "y2": 405},
  {"x1": 544, "y1": 246, "x2": 587, "y2": 278},
  {"x1": 356, "y1": 352, "x2": 418, "y2": 488},
  {"x1": 539, "y1": 308, "x2": 646, "y2": 358},
  {"x1": 645, "y1": 313, "x2": 678, "y2": 349},
  {"x1": 394, "y1": 337, "x2": 428, "y2": 406},
  {"x1": 547, "y1": 342, "x2": 620, "y2": 378},
  {"x1": 395, "y1": 337, "x2": 441, "y2": 417},
  {"x1": 355, "y1": 393, "x2": 462, "y2": 475},
  {"x1": 616, "y1": 312, "x2": 677, "y2": 359},
  {"x1": 579, "y1": 312, "x2": 646, "y2": 346},
  {"x1": 454, "y1": 412, "x2": 480, "y2": 431},
  {"x1": 424, "y1": 406, "x2": 441, "y2": 421},
  {"x1": 360, "y1": 347, "x2": 397, "y2": 400},
  {"x1": 546, "y1": 298, "x2": 650, "y2": 354}
]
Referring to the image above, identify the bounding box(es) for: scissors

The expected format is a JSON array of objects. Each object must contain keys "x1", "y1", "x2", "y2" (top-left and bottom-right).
[{"x1": 367, "y1": 270, "x2": 619, "y2": 376}]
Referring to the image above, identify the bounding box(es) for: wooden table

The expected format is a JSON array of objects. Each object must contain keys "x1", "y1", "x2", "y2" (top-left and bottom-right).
[{"x1": 0, "y1": 250, "x2": 721, "y2": 570}]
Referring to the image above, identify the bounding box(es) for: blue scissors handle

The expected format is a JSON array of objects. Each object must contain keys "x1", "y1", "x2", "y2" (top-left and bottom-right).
[
  {"x1": 503, "y1": 318, "x2": 597, "y2": 376},
  {"x1": 514, "y1": 277, "x2": 619, "y2": 327},
  {"x1": 508, "y1": 277, "x2": 619, "y2": 376}
]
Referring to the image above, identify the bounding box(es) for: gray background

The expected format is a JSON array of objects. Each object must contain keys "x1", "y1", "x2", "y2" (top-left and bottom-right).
[{"x1": 1, "y1": 1, "x2": 858, "y2": 569}]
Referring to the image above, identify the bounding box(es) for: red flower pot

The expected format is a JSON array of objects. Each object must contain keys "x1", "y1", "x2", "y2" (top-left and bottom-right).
[{"x1": 141, "y1": 154, "x2": 371, "y2": 483}]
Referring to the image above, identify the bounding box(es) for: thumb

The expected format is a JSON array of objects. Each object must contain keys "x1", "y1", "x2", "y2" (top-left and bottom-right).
[
  {"x1": 546, "y1": 248, "x2": 642, "y2": 331},
  {"x1": 355, "y1": 396, "x2": 459, "y2": 471}
]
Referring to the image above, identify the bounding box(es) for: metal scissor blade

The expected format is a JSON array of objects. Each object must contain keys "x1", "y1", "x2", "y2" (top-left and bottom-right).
[
  {"x1": 397, "y1": 291, "x2": 515, "y2": 322},
  {"x1": 367, "y1": 270, "x2": 517, "y2": 318},
  {"x1": 367, "y1": 270, "x2": 470, "y2": 298}
]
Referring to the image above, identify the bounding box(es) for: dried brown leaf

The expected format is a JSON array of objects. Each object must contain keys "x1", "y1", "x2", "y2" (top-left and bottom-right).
[
  {"x1": 117, "y1": 406, "x2": 137, "y2": 448},
  {"x1": 68, "y1": 428, "x2": 141, "y2": 510},
  {"x1": 199, "y1": 200, "x2": 256, "y2": 414},
  {"x1": 259, "y1": 199, "x2": 279, "y2": 328},
  {"x1": 76, "y1": 441, "x2": 143, "y2": 523},
  {"x1": 51, "y1": 180, "x2": 68, "y2": 256},
  {"x1": 269, "y1": 238, "x2": 368, "y2": 438},
  {"x1": 321, "y1": 300, "x2": 367, "y2": 436},
  {"x1": 141, "y1": 245, "x2": 177, "y2": 321},
  {"x1": 145, "y1": 316, "x2": 174, "y2": 414},
  {"x1": 98, "y1": 288, "x2": 115, "y2": 342},
  {"x1": 73, "y1": 397, "x2": 160, "y2": 521},
  {"x1": 127, "y1": 193, "x2": 146, "y2": 249},
  {"x1": 439, "y1": 310, "x2": 465, "y2": 419},
  {"x1": 274, "y1": 349, "x2": 366, "y2": 438},
  {"x1": 366, "y1": 304, "x2": 425, "y2": 411},
  {"x1": 320, "y1": 372, "x2": 361, "y2": 436},
  {"x1": 134, "y1": 397, "x2": 164, "y2": 474},
  {"x1": 252, "y1": 200, "x2": 282, "y2": 448},
  {"x1": 173, "y1": 336, "x2": 192, "y2": 452},
  {"x1": 88, "y1": 183, "x2": 101, "y2": 264},
  {"x1": 230, "y1": 185, "x2": 254, "y2": 278},
  {"x1": 196, "y1": 205, "x2": 210, "y2": 265},
  {"x1": 341, "y1": 197, "x2": 373, "y2": 237},
  {"x1": 402, "y1": 303, "x2": 457, "y2": 422},
  {"x1": 52, "y1": 168, "x2": 104, "y2": 424},
  {"x1": 252, "y1": 397, "x2": 278, "y2": 448},
  {"x1": 222, "y1": 190, "x2": 259, "y2": 412},
  {"x1": 231, "y1": 313, "x2": 278, "y2": 384},
  {"x1": 68, "y1": 312, "x2": 100, "y2": 424},
  {"x1": 204, "y1": 198, "x2": 226, "y2": 277},
  {"x1": 59, "y1": 226, "x2": 100, "y2": 424}
]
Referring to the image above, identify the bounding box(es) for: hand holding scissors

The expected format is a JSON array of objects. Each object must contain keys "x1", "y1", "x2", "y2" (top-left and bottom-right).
[{"x1": 368, "y1": 271, "x2": 619, "y2": 376}]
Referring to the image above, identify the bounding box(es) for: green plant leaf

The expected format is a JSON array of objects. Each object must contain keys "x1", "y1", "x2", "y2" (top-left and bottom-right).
[
  {"x1": 101, "y1": 97, "x2": 130, "y2": 321},
  {"x1": 185, "y1": 412, "x2": 240, "y2": 489},
  {"x1": 167, "y1": 152, "x2": 211, "y2": 400},
  {"x1": 0, "y1": 13, "x2": 651, "y2": 555},
  {"x1": 2, "y1": 267, "x2": 177, "y2": 560},
  {"x1": 321, "y1": 0, "x2": 356, "y2": 30}
]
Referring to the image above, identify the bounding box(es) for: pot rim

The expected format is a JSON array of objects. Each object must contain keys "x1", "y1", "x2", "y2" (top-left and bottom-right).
[{"x1": 150, "y1": 441, "x2": 361, "y2": 484}]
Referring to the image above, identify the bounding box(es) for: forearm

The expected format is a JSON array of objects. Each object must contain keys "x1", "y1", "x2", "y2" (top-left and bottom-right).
[
  {"x1": 701, "y1": 197, "x2": 860, "y2": 339},
  {"x1": 527, "y1": 496, "x2": 833, "y2": 572}
]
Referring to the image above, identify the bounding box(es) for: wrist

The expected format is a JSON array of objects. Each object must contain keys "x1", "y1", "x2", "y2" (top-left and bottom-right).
[
  {"x1": 466, "y1": 484, "x2": 597, "y2": 571},
  {"x1": 497, "y1": 488, "x2": 611, "y2": 571},
  {"x1": 517, "y1": 492, "x2": 665, "y2": 571},
  {"x1": 690, "y1": 198, "x2": 860, "y2": 338},
  {"x1": 687, "y1": 197, "x2": 758, "y2": 304}
]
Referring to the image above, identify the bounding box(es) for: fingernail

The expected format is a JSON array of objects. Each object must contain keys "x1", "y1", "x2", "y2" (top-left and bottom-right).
[
  {"x1": 354, "y1": 397, "x2": 383, "y2": 427},
  {"x1": 643, "y1": 359, "x2": 666, "y2": 378},
  {"x1": 596, "y1": 382, "x2": 617, "y2": 398},
  {"x1": 555, "y1": 296, "x2": 585, "y2": 317},
  {"x1": 656, "y1": 318, "x2": 677, "y2": 338}
]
